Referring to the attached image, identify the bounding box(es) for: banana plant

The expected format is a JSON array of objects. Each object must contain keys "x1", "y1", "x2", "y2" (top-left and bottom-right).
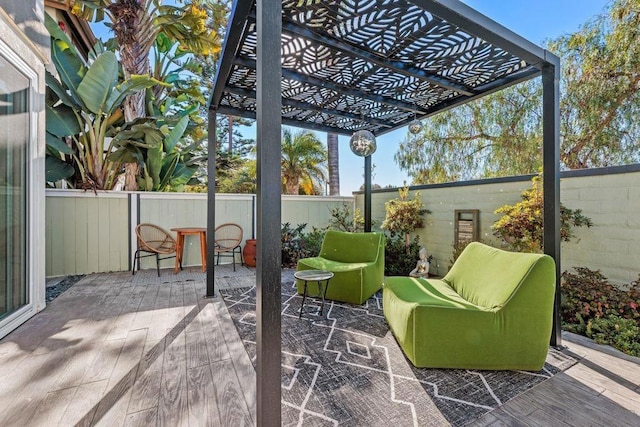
[
  {"x1": 110, "y1": 114, "x2": 201, "y2": 191},
  {"x1": 45, "y1": 14, "x2": 167, "y2": 189}
]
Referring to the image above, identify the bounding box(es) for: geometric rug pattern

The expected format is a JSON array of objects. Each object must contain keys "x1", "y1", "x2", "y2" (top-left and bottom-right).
[{"x1": 221, "y1": 271, "x2": 576, "y2": 426}]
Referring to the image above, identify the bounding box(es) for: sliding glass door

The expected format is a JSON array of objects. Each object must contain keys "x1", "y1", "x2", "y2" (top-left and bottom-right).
[{"x1": 0, "y1": 53, "x2": 29, "y2": 320}]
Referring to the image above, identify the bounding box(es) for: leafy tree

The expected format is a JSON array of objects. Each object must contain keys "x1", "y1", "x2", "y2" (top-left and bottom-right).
[
  {"x1": 492, "y1": 175, "x2": 593, "y2": 252},
  {"x1": 395, "y1": 81, "x2": 542, "y2": 184},
  {"x1": 381, "y1": 187, "x2": 429, "y2": 250},
  {"x1": 396, "y1": 0, "x2": 640, "y2": 183},
  {"x1": 281, "y1": 128, "x2": 327, "y2": 195},
  {"x1": 551, "y1": 0, "x2": 640, "y2": 169},
  {"x1": 45, "y1": 15, "x2": 163, "y2": 189},
  {"x1": 73, "y1": 0, "x2": 223, "y2": 189}
]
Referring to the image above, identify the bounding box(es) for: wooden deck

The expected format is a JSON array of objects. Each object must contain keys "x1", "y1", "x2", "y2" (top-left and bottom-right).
[
  {"x1": 0, "y1": 267, "x2": 256, "y2": 426},
  {"x1": 1, "y1": 267, "x2": 639, "y2": 426}
]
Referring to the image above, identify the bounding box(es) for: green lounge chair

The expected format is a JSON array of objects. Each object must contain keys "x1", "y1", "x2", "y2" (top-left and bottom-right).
[
  {"x1": 383, "y1": 242, "x2": 555, "y2": 370},
  {"x1": 296, "y1": 230, "x2": 385, "y2": 305}
]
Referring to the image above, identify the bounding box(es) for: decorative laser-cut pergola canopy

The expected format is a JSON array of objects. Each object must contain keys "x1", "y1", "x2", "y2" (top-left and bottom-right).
[{"x1": 209, "y1": 0, "x2": 555, "y2": 136}]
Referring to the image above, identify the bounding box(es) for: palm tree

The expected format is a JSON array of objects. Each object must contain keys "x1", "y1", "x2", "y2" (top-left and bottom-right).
[
  {"x1": 74, "y1": 0, "x2": 221, "y2": 189},
  {"x1": 281, "y1": 129, "x2": 327, "y2": 195},
  {"x1": 327, "y1": 133, "x2": 340, "y2": 195}
]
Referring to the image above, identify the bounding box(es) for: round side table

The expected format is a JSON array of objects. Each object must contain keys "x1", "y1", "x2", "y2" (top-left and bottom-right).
[{"x1": 294, "y1": 270, "x2": 334, "y2": 319}]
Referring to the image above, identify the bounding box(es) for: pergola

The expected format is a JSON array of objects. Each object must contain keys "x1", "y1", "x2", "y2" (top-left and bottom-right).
[{"x1": 207, "y1": 1, "x2": 561, "y2": 424}]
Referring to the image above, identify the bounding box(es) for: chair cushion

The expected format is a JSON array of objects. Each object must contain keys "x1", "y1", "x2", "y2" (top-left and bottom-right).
[
  {"x1": 320, "y1": 230, "x2": 382, "y2": 263},
  {"x1": 443, "y1": 242, "x2": 547, "y2": 309}
]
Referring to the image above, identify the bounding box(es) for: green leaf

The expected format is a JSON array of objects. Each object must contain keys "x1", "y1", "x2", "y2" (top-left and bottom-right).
[
  {"x1": 155, "y1": 32, "x2": 173, "y2": 53},
  {"x1": 44, "y1": 14, "x2": 79, "y2": 55},
  {"x1": 46, "y1": 132, "x2": 73, "y2": 155},
  {"x1": 51, "y1": 40, "x2": 86, "y2": 96},
  {"x1": 45, "y1": 70, "x2": 80, "y2": 109},
  {"x1": 45, "y1": 156, "x2": 75, "y2": 182},
  {"x1": 157, "y1": 152, "x2": 179, "y2": 190},
  {"x1": 164, "y1": 115, "x2": 189, "y2": 152},
  {"x1": 46, "y1": 104, "x2": 81, "y2": 137},
  {"x1": 105, "y1": 74, "x2": 169, "y2": 114},
  {"x1": 107, "y1": 146, "x2": 140, "y2": 163},
  {"x1": 77, "y1": 51, "x2": 119, "y2": 115},
  {"x1": 147, "y1": 144, "x2": 163, "y2": 188},
  {"x1": 170, "y1": 163, "x2": 197, "y2": 186}
]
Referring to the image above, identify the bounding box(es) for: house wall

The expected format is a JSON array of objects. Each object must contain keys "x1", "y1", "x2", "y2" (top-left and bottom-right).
[
  {"x1": 0, "y1": 1, "x2": 48, "y2": 338},
  {"x1": 45, "y1": 190, "x2": 353, "y2": 276},
  {"x1": 355, "y1": 165, "x2": 640, "y2": 285}
]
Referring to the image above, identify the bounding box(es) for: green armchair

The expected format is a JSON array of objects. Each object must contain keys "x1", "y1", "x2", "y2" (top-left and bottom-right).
[
  {"x1": 296, "y1": 230, "x2": 385, "y2": 305},
  {"x1": 383, "y1": 242, "x2": 556, "y2": 370}
]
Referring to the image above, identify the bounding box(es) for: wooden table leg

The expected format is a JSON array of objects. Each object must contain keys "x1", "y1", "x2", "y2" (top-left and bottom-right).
[
  {"x1": 199, "y1": 231, "x2": 207, "y2": 272},
  {"x1": 174, "y1": 232, "x2": 184, "y2": 274}
]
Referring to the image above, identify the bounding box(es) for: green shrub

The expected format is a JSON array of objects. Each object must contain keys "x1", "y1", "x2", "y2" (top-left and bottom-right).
[
  {"x1": 381, "y1": 186, "x2": 429, "y2": 250},
  {"x1": 492, "y1": 174, "x2": 592, "y2": 253},
  {"x1": 328, "y1": 203, "x2": 366, "y2": 232},
  {"x1": 301, "y1": 226, "x2": 325, "y2": 258},
  {"x1": 281, "y1": 223, "x2": 308, "y2": 268},
  {"x1": 281, "y1": 223, "x2": 327, "y2": 268},
  {"x1": 385, "y1": 233, "x2": 426, "y2": 276},
  {"x1": 561, "y1": 267, "x2": 640, "y2": 325},
  {"x1": 561, "y1": 268, "x2": 640, "y2": 357},
  {"x1": 586, "y1": 315, "x2": 640, "y2": 357}
]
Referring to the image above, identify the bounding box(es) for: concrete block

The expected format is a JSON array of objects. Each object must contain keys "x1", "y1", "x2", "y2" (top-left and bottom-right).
[{"x1": 579, "y1": 187, "x2": 628, "y2": 201}]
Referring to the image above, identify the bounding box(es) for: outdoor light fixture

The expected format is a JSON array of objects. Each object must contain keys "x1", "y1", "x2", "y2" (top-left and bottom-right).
[
  {"x1": 350, "y1": 110, "x2": 377, "y2": 157},
  {"x1": 350, "y1": 129, "x2": 377, "y2": 157},
  {"x1": 408, "y1": 112, "x2": 422, "y2": 134}
]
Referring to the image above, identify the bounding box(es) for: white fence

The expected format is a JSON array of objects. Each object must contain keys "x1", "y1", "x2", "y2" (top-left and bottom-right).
[
  {"x1": 47, "y1": 165, "x2": 640, "y2": 284},
  {"x1": 45, "y1": 190, "x2": 352, "y2": 277}
]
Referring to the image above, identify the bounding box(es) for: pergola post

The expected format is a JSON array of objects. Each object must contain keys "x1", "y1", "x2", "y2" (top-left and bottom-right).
[
  {"x1": 206, "y1": 110, "x2": 216, "y2": 298},
  {"x1": 255, "y1": 0, "x2": 282, "y2": 425},
  {"x1": 542, "y1": 62, "x2": 562, "y2": 347},
  {"x1": 364, "y1": 155, "x2": 372, "y2": 232}
]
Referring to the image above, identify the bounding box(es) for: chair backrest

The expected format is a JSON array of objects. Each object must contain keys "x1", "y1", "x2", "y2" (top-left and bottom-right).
[
  {"x1": 136, "y1": 223, "x2": 176, "y2": 254},
  {"x1": 319, "y1": 230, "x2": 384, "y2": 263},
  {"x1": 215, "y1": 223, "x2": 243, "y2": 250},
  {"x1": 443, "y1": 242, "x2": 555, "y2": 309}
]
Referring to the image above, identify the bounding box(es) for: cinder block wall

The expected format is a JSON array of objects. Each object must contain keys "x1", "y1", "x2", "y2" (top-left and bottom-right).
[{"x1": 356, "y1": 165, "x2": 640, "y2": 284}]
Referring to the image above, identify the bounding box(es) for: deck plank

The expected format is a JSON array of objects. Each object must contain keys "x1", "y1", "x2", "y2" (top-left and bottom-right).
[
  {"x1": 125, "y1": 407, "x2": 159, "y2": 427},
  {"x1": 127, "y1": 338, "x2": 166, "y2": 414},
  {"x1": 214, "y1": 298, "x2": 257, "y2": 424},
  {"x1": 210, "y1": 359, "x2": 253, "y2": 426},
  {"x1": 22, "y1": 385, "x2": 77, "y2": 427},
  {"x1": 187, "y1": 364, "x2": 222, "y2": 427},
  {"x1": 90, "y1": 328, "x2": 148, "y2": 426},
  {"x1": 58, "y1": 379, "x2": 110, "y2": 427},
  {"x1": 198, "y1": 299, "x2": 230, "y2": 363},
  {"x1": 158, "y1": 328, "x2": 189, "y2": 426},
  {"x1": 147, "y1": 282, "x2": 172, "y2": 342}
]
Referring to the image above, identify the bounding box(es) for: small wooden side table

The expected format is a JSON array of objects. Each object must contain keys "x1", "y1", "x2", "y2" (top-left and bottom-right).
[{"x1": 171, "y1": 227, "x2": 207, "y2": 273}]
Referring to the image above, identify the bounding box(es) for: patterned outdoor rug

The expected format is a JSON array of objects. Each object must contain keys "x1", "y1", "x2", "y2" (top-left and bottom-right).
[{"x1": 221, "y1": 271, "x2": 576, "y2": 426}]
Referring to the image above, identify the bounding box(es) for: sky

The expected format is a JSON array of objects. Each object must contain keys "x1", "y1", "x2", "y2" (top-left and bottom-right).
[{"x1": 90, "y1": 0, "x2": 611, "y2": 196}]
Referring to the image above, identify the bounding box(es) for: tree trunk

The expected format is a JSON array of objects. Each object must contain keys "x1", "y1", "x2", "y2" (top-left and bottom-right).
[
  {"x1": 113, "y1": 0, "x2": 152, "y2": 190},
  {"x1": 284, "y1": 174, "x2": 299, "y2": 195},
  {"x1": 327, "y1": 133, "x2": 340, "y2": 195}
]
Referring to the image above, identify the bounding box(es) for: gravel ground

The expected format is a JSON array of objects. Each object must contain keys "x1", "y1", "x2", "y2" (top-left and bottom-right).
[{"x1": 46, "y1": 275, "x2": 84, "y2": 303}]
